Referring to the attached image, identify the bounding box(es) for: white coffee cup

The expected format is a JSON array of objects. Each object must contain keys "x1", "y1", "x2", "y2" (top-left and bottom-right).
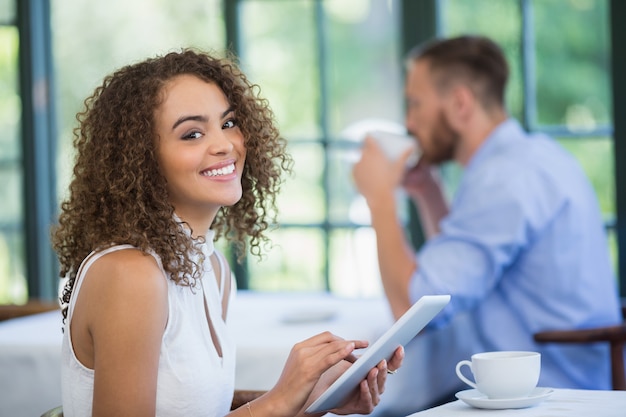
[
  {"x1": 455, "y1": 351, "x2": 541, "y2": 399},
  {"x1": 367, "y1": 130, "x2": 420, "y2": 168}
]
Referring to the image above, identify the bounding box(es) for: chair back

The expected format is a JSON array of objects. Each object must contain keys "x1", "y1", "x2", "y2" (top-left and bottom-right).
[{"x1": 534, "y1": 301, "x2": 626, "y2": 390}]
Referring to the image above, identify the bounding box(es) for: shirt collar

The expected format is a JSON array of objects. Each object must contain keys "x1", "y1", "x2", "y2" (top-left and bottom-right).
[{"x1": 465, "y1": 118, "x2": 526, "y2": 173}]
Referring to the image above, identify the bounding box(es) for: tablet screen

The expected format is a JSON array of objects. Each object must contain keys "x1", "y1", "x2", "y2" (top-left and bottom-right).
[{"x1": 305, "y1": 294, "x2": 451, "y2": 414}]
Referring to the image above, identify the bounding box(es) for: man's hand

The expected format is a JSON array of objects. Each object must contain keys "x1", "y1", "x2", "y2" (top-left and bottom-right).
[{"x1": 352, "y1": 136, "x2": 414, "y2": 207}]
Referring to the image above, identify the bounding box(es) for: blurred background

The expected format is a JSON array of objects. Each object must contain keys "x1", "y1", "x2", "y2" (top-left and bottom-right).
[{"x1": 0, "y1": 0, "x2": 623, "y2": 305}]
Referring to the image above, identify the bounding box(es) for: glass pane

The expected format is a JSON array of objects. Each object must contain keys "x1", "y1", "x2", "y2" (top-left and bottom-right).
[
  {"x1": 0, "y1": 168, "x2": 22, "y2": 222},
  {"x1": 278, "y1": 143, "x2": 325, "y2": 224},
  {"x1": 236, "y1": 0, "x2": 406, "y2": 293},
  {"x1": 325, "y1": 0, "x2": 403, "y2": 137},
  {"x1": 0, "y1": 26, "x2": 20, "y2": 161},
  {"x1": 329, "y1": 227, "x2": 382, "y2": 297},
  {"x1": 0, "y1": 231, "x2": 27, "y2": 304},
  {"x1": 248, "y1": 228, "x2": 325, "y2": 291},
  {"x1": 437, "y1": 1, "x2": 615, "y2": 218},
  {"x1": 327, "y1": 137, "x2": 410, "y2": 226},
  {"x1": 238, "y1": 0, "x2": 319, "y2": 139},
  {"x1": 327, "y1": 144, "x2": 359, "y2": 224},
  {"x1": 556, "y1": 137, "x2": 614, "y2": 217},
  {"x1": 0, "y1": 21, "x2": 23, "y2": 304},
  {"x1": 439, "y1": 0, "x2": 524, "y2": 122},
  {"x1": 0, "y1": 0, "x2": 14, "y2": 23},
  {"x1": 533, "y1": 0, "x2": 610, "y2": 128},
  {"x1": 52, "y1": 0, "x2": 225, "y2": 195}
]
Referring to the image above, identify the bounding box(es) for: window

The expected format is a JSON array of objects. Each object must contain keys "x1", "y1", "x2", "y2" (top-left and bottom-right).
[
  {"x1": 229, "y1": 0, "x2": 621, "y2": 296},
  {"x1": 52, "y1": 0, "x2": 226, "y2": 196},
  {"x1": 0, "y1": 0, "x2": 25, "y2": 304},
  {"x1": 228, "y1": 0, "x2": 404, "y2": 296},
  {"x1": 5, "y1": 0, "x2": 624, "y2": 303},
  {"x1": 439, "y1": 0, "x2": 617, "y2": 267}
]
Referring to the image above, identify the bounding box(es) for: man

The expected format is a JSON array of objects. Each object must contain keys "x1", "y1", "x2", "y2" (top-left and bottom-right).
[{"x1": 353, "y1": 35, "x2": 621, "y2": 390}]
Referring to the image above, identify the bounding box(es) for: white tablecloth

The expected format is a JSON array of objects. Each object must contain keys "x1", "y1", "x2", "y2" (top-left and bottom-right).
[
  {"x1": 407, "y1": 388, "x2": 626, "y2": 417},
  {"x1": 0, "y1": 291, "x2": 476, "y2": 417},
  {"x1": 230, "y1": 291, "x2": 393, "y2": 390}
]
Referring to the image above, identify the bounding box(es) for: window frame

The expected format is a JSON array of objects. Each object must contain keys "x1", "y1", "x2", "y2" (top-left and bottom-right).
[
  {"x1": 13, "y1": 0, "x2": 626, "y2": 301},
  {"x1": 17, "y1": 0, "x2": 58, "y2": 300},
  {"x1": 610, "y1": 0, "x2": 626, "y2": 299},
  {"x1": 223, "y1": 0, "x2": 409, "y2": 292}
]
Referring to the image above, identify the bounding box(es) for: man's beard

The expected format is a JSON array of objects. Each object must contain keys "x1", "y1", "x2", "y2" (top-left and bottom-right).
[{"x1": 422, "y1": 111, "x2": 459, "y2": 164}]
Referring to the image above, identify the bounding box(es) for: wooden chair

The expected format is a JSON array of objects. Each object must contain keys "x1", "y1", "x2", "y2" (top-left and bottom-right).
[
  {"x1": 40, "y1": 390, "x2": 266, "y2": 416},
  {"x1": 231, "y1": 389, "x2": 266, "y2": 410},
  {"x1": 533, "y1": 304, "x2": 626, "y2": 390}
]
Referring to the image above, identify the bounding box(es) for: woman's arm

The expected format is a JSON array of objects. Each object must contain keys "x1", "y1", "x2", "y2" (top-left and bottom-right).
[
  {"x1": 225, "y1": 337, "x2": 404, "y2": 417},
  {"x1": 72, "y1": 249, "x2": 168, "y2": 417}
]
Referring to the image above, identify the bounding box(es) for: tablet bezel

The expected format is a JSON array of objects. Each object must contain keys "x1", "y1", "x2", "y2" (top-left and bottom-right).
[{"x1": 305, "y1": 294, "x2": 451, "y2": 414}]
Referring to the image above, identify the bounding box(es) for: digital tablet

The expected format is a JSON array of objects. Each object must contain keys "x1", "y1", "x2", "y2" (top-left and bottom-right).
[{"x1": 305, "y1": 294, "x2": 451, "y2": 414}]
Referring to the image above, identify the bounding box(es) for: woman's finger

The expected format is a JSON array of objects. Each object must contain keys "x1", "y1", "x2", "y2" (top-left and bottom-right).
[
  {"x1": 374, "y1": 360, "x2": 388, "y2": 394},
  {"x1": 367, "y1": 366, "x2": 381, "y2": 405},
  {"x1": 387, "y1": 345, "x2": 405, "y2": 372}
]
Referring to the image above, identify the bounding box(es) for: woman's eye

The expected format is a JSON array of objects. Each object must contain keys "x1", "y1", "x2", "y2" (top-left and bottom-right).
[
  {"x1": 223, "y1": 119, "x2": 237, "y2": 129},
  {"x1": 182, "y1": 131, "x2": 203, "y2": 140}
]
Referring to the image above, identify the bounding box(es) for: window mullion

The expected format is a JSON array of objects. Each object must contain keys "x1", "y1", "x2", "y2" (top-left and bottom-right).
[
  {"x1": 610, "y1": 0, "x2": 626, "y2": 298},
  {"x1": 17, "y1": 0, "x2": 58, "y2": 300},
  {"x1": 314, "y1": 0, "x2": 331, "y2": 291},
  {"x1": 520, "y1": 0, "x2": 537, "y2": 131}
]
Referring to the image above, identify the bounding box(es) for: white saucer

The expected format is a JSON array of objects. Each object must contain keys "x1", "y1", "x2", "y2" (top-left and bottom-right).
[{"x1": 455, "y1": 387, "x2": 554, "y2": 410}]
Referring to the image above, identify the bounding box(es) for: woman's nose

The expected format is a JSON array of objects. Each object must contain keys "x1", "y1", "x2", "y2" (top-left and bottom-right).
[{"x1": 209, "y1": 130, "x2": 234, "y2": 154}]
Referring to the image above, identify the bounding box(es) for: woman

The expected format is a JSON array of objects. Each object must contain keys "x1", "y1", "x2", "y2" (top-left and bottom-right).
[{"x1": 52, "y1": 49, "x2": 403, "y2": 417}]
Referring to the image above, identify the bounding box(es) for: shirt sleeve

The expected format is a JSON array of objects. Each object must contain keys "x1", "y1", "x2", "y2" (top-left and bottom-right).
[{"x1": 410, "y1": 159, "x2": 567, "y2": 327}]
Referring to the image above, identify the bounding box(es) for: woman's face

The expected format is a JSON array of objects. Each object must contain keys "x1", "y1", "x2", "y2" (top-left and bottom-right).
[{"x1": 155, "y1": 74, "x2": 246, "y2": 231}]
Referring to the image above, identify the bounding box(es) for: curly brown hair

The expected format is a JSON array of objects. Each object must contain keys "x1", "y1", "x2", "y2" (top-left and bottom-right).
[{"x1": 51, "y1": 49, "x2": 292, "y2": 320}]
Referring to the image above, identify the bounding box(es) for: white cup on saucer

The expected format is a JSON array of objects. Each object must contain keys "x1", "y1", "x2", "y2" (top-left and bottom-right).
[
  {"x1": 367, "y1": 130, "x2": 420, "y2": 168},
  {"x1": 455, "y1": 351, "x2": 541, "y2": 399}
]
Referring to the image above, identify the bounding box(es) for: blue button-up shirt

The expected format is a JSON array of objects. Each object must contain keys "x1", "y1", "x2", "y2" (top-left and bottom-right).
[{"x1": 410, "y1": 119, "x2": 621, "y2": 389}]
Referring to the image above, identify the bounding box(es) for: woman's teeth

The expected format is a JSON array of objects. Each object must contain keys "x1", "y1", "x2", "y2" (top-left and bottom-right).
[{"x1": 202, "y1": 164, "x2": 235, "y2": 177}]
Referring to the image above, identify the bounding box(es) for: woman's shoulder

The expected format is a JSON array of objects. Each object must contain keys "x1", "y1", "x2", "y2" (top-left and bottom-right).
[
  {"x1": 81, "y1": 246, "x2": 168, "y2": 307},
  {"x1": 92, "y1": 245, "x2": 164, "y2": 279},
  {"x1": 69, "y1": 246, "x2": 169, "y2": 378}
]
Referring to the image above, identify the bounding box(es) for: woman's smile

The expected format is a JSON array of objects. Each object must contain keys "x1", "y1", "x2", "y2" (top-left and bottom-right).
[{"x1": 200, "y1": 160, "x2": 237, "y2": 179}]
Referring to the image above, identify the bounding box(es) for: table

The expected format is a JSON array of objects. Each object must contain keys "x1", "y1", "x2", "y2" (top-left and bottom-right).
[
  {"x1": 0, "y1": 291, "x2": 476, "y2": 417},
  {"x1": 229, "y1": 292, "x2": 479, "y2": 417},
  {"x1": 407, "y1": 388, "x2": 626, "y2": 417}
]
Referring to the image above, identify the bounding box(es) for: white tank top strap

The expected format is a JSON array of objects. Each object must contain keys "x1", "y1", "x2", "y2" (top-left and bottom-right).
[
  {"x1": 208, "y1": 250, "x2": 232, "y2": 321},
  {"x1": 66, "y1": 244, "x2": 156, "y2": 321},
  {"x1": 215, "y1": 251, "x2": 229, "y2": 299}
]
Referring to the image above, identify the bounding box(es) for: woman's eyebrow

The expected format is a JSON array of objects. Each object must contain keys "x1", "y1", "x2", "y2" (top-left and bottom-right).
[
  {"x1": 171, "y1": 115, "x2": 208, "y2": 131},
  {"x1": 222, "y1": 105, "x2": 235, "y2": 118},
  {"x1": 171, "y1": 106, "x2": 235, "y2": 131}
]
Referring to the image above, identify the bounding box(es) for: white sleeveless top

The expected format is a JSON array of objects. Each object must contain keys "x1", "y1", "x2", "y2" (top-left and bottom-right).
[{"x1": 61, "y1": 234, "x2": 236, "y2": 417}]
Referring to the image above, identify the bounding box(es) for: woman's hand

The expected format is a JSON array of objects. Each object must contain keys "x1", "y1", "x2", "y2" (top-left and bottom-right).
[
  {"x1": 306, "y1": 345, "x2": 405, "y2": 416},
  {"x1": 262, "y1": 332, "x2": 368, "y2": 417}
]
